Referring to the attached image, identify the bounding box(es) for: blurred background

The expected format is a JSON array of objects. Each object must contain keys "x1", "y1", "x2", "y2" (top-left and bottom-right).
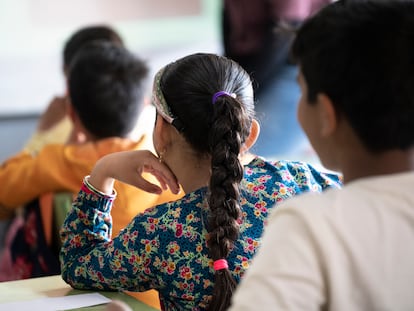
[
  {"x1": 0, "y1": 0, "x2": 317, "y2": 164},
  {"x1": 0, "y1": 0, "x2": 223, "y2": 162}
]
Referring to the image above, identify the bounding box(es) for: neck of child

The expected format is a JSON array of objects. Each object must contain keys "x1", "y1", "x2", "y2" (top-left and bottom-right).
[
  {"x1": 340, "y1": 147, "x2": 414, "y2": 184},
  {"x1": 69, "y1": 128, "x2": 143, "y2": 145},
  {"x1": 164, "y1": 148, "x2": 211, "y2": 194}
]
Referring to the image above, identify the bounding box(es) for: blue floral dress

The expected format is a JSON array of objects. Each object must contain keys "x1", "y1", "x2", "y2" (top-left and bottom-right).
[{"x1": 60, "y1": 157, "x2": 341, "y2": 310}]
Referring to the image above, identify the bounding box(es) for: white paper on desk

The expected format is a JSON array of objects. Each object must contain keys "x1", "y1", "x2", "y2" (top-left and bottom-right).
[{"x1": 0, "y1": 292, "x2": 111, "y2": 311}]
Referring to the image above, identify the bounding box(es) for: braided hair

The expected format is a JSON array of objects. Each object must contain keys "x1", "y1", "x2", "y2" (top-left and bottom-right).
[{"x1": 159, "y1": 53, "x2": 255, "y2": 310}]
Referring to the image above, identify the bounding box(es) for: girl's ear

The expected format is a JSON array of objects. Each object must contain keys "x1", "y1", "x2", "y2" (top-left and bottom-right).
[
  {"x1": 241, "y1": 119, "x2": 260, "y2": 154},
  {"x1": 316, "y1": 93, "x2": 338, "y2": 137},
  {"x1": 153, "y1": 113, "x2": 164, "y2": 143},
  {"x1": 153, "y1": 113, "x2": 173, "y2": 151}
]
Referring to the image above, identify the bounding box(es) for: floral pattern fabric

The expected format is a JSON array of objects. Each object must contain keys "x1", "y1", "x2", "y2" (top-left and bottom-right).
[{"x1": 60, "y1": 157, "x2": 341, "y2": 310}]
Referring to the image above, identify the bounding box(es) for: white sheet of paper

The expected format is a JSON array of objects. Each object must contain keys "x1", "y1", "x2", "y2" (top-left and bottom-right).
[{"x1": 0, "y1": 292, "x2": 111, "y2": 311}]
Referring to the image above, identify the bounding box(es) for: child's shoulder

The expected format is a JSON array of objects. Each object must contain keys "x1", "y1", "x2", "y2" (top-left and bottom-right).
[{"x1": 245, "y1": 156, "x2": 342, "y2": 188}]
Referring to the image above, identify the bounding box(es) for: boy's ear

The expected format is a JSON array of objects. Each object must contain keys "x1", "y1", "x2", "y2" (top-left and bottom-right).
[
  {"x1": 68, "y1": 100, "x2": 86, "y2": 134},
  {"x1": 316, "y1": 93, "x2": 337, "y2": 137},
  {"x1": 241, "y1": 119, "x2": 260, "y2": 153},
  {"x1": 67, "y1": 100, "x2": 76, "y2": 123}
]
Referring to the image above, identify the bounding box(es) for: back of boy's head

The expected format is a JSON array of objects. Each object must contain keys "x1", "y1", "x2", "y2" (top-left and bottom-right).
[
  {"x1": 68, "y1": 41, "x2": 148, "y2": 139},
  {"x1": 63, "y1": 25, "x2": 124, "y2": 72},
  {"x1": 292, "y1": 0, "x2": 414, "y2": 152}
]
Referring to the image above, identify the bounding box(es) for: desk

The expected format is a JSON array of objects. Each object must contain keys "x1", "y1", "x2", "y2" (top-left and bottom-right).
[{"x1": 0, "y1": 275, "x2": 158, "y2": 310}]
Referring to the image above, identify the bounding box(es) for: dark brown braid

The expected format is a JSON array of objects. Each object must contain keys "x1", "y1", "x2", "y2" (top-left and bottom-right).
[
  {"x1": 206, "y1": 95, "x2": 244, "y2": 311},
  {"x1": 159, "y1": 53, "x2": 254, "y2": 311}
]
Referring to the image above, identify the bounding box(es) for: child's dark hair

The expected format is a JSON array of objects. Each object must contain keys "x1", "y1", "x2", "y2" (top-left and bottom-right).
[
  {"x1": 291, "y1": 0, "x2": 414, "y2": 152},
  {"x1": 63, "y1": 25, "x2": 124, "y2": 71},
  {"x1": 68, "y1": 41, "x2": 148, "y2": 139},
  {"x1": 159, "y1": 53, "x2": 255, "y2": 311}
]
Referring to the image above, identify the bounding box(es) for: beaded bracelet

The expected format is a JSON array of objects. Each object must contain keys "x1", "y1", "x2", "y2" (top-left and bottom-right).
[{"x1": 83, "y1": 175, "x2": 117, "y2": 198}]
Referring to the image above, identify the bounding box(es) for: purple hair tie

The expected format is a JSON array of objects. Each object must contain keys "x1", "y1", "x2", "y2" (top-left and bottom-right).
[{"x1": 212, "y1": 91, "x2": 236, "y2": 104}]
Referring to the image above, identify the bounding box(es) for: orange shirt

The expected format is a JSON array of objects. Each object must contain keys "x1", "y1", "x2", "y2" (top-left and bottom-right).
[{"x1": 0, "y1": 135, "x2": 181, "y2": 235}]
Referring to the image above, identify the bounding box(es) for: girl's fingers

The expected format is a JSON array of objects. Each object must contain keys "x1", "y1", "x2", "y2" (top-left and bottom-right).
[
  {"x1": 132, "y1": 177, "x2": 163, "y2": 194},
  {"x1": 90, "y1": 150, "x2": 180, "y2": 195},
  {"x1": 140, "y1": 164, "x2": 180, "y2": 194}
]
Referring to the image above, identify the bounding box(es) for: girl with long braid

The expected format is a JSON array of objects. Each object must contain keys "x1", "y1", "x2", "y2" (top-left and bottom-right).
[{"x1": 60, "y1": 53, "x2": 341, "y2": 311}]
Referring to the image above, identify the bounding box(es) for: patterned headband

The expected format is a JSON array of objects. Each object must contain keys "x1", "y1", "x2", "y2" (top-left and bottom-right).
[
  {"x1": 152, "y1": 67, "x2": 175, "y2": 124},
  {"x1": 152, "y1": 67, "x2": 185, "y2": 131}
]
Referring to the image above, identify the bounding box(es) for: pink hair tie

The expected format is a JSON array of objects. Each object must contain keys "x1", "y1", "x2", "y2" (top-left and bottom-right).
[{"x1": 213, "y1": 259, "x2": 228, "y2": 271}]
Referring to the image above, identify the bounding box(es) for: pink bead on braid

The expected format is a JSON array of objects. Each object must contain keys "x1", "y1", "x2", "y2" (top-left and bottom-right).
[{"x1": 213, "y1": 259, "x2": 229, "y2": 271}]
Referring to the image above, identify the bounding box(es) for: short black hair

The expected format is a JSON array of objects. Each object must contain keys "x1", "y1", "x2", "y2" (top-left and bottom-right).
[
  {"x1": 291, "y1": 0, "x2": 414, "y2": 152},
  {"x1": 63, "y1": 25, "x2": 124, "y2": 70},
  {"x1": 68, "y1": 41, "x2": 148, "y2": 138}
]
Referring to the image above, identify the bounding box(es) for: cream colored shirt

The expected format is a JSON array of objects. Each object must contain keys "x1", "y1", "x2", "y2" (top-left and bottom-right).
[
  {"x1": 230, "y1": 172, "x2": 414, "y2": 311},
  {"x1": 23, "y1": 117, "x2": 72, "y2": 155}
]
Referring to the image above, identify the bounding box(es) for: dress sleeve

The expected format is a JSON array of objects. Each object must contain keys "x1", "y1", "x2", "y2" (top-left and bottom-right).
[
  {"x1": 229, "y1": 203, "x2": 326, "y2": 311},
  {"x1": 60, "y1": 183, "x2": 158, "y2": 292}
]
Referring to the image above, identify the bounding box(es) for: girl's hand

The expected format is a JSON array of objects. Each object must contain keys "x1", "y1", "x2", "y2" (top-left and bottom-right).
[{"x1": 88, "y1": 150, "x2": 180, "y2": 195}]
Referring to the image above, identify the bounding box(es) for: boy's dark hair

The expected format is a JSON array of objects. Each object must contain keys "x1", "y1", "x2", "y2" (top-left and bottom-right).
[
  {"x1": 291, "y1": 0, "x2": 414, "y2": 152},
  {"x1": 63, "y1": 25, "x2": 124, "y2": 71},
  {"x1": 68, "y1": 41, "x2": 148, "y2": 139},
  {"x1": 160, "y1": 53, "x2": 255, "y2": 311}
]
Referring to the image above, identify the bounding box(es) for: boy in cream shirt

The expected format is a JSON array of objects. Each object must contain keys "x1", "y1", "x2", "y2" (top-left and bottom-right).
[{"x1": 230, "y1": 1, "x2": 414, "y2": 310}]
